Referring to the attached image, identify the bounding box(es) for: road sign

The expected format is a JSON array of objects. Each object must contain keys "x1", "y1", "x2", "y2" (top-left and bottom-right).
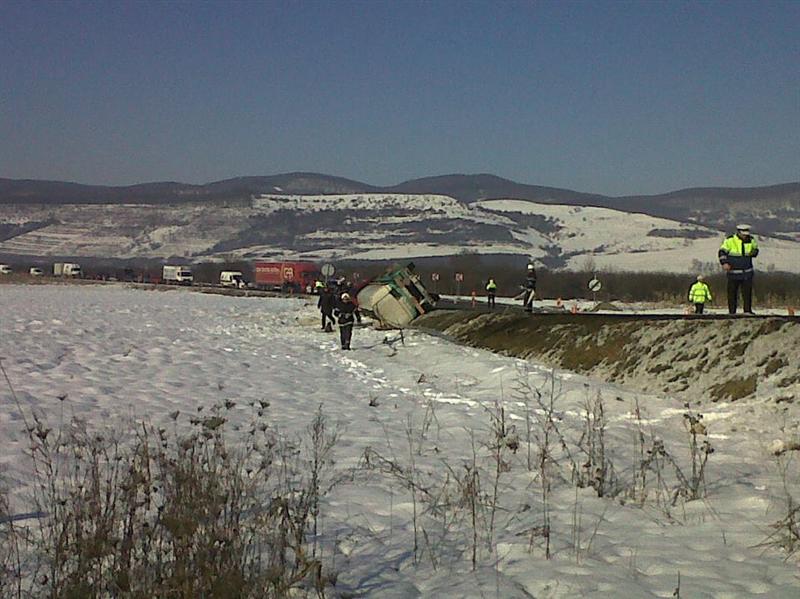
[
  {"x1": 431, "y1": 273, "x2": 440, "y2": 281},
  {"x1": 588, "y1": 278, "x2": 602, "y2": 292},
  {"x1": 455, "y1": 272, "x2": 464, "y2": 282},
  {"x1": 321, "y1": 263, "x2": 335, "y2": 277}
]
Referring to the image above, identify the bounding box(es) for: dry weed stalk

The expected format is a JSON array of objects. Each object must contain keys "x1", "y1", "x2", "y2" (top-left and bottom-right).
[
  {"x1": 2, "y1": 392, "x2": 342, "y2": 598},
  {"x1": 757, "y1": 452, "x2": 800, "y2": 558},
  {"x1": 577, "y1": 388, "x2": 620, "y2": 498}
]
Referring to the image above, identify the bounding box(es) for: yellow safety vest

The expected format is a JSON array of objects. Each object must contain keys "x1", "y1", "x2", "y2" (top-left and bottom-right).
[{"x1": 688, "y1": 282, "x2": 712, "y2": 303}]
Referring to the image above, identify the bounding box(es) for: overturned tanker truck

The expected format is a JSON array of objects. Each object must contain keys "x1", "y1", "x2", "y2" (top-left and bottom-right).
[{"x1": 356, "y1": 263, "x2": 439, "y2": 329}]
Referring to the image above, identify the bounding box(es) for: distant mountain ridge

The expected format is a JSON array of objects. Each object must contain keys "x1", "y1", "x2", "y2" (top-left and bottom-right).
[
  {"x1": 2, "y1": 172, "x2": 797, "y2": 205},
  {"x1": 0, "y1": 173, "x2": 379, "y2": 205},
  {"x1": 3, "y1": 185, "x2": 800, "y2": 273},
  {"x1": 1, "y1": 173, "x2": 799, "y2": 237},
  {"x1": 387, "y1": 173, "x2": 608, "y2": 205}
]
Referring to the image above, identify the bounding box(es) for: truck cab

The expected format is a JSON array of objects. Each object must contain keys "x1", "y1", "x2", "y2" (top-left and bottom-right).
[
  {"x1": 162, "y1": 265, "x2": 194, "y2": 285},
  {"x1": 356, "y1": 263, "x2": 438, "y2": 328}
]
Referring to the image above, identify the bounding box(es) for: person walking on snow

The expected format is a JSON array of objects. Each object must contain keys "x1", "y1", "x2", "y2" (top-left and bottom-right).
[
  {"x1": 718, "y1": 224, "x2": 759, "y2": 314},
  {"x1": 486, "y1": 278, "x2": 497, "y2": 309},
  {"x1": 317, "y1": 285, "x2": 335, "y2": 332},
  {"x1": 522, "y1": 264, "x2": 537, "y2": 313},
  {"x1": 334, "y1": 292, "x2": 360, "y2": 350},
  {"x1": 688, "y1": 275, "x2": 712, "y2": 314}
]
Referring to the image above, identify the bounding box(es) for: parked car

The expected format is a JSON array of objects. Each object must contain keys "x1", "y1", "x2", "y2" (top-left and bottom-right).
[
  {"x1": 29, "y1": 267, "x2": 44, "y2": 276},
  {"x1": 0, "y1": 264, "x2": 12, "y2": 275}
]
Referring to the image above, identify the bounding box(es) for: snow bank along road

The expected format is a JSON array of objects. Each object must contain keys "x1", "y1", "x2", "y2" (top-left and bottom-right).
[
  {"x1": 1, "y1": 285, "x2": 799, "y2": 597},
  {"x1": 415, "y1": 309, "x2": 800, "y2": 406}
]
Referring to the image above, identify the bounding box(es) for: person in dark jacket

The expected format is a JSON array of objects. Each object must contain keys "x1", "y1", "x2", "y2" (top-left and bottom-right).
[
  {"x1": 522, "y1": 264, "x2": 537, "y2": 313},
  {"x1": 340, "y1": 280, "x2": 361, "y2": 322},
  {"x1": 317, "y1": 286, "x2": 335, "y2": 332},
  {"x1": 334, "y1": 292, "x2": 360, "y2": 350},
  {"x1": 718, "y1": 224, "x2": 759, "y2": 314}
]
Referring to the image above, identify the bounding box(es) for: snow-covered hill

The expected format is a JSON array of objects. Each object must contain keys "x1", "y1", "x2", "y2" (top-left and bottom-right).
[
  {"x1": 1, "y1": 193, "x2": 798, "y2": 273},
  {"x1": 475, "y1": 199, "x2": 800, "y2": 273}
]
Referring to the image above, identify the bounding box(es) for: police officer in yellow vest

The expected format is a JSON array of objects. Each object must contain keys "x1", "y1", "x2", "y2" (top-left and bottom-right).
[
  {"x1": 688, "y1": 275, "x2": 712, "y2": 314},
  {"x1": 486, "y1": 278, "x2": 497, "y2": 309},
  {"x1": 718, "y1": 224, "x2": 759, "y2": 314}
]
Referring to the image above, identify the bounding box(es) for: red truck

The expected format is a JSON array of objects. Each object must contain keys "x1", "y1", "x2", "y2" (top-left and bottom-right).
[{"x1": 254, "y1": 261, "x2": 321, "y2": 293}]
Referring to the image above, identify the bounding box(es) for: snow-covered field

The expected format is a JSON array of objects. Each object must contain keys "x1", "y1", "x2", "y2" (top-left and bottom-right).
[{"x1": 1, "y1": 285, "x2": 799, "y2": 597}]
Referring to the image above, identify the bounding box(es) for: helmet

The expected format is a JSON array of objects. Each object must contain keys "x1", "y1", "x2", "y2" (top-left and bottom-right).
[
  {"x1": 527, "y1": 264, "x2": 534, "y2": 270},
  {"x1": 341, "y1": 293, "x2": 351, "y2": 301},
  {"x1": 696, "y1": 275, "x2": 704, "y2": 281}
]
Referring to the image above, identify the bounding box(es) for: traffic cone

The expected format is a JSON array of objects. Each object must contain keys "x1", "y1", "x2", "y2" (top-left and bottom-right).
[
  {"x1": 571, "y1": 302, "x2": 578, "y2": 314},
  {"x1": 789, "y1": 307, "x2": 796, "y2": 316}
]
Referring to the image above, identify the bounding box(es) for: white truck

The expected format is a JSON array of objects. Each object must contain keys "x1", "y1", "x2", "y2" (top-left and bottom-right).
[
  {"x1": 53, "y1": 262, "x2": 82, "y2": 277},
  {"x1": 162, "y1": 265, "x2": 193, "y2": 285},
  {"x1": 219, "y1": 270, "x2": 247, "y2": 288}
]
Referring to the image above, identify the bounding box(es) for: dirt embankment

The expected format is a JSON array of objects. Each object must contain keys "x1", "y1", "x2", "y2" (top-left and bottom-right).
[{"x1": 414, "y1": 310, "x2": 800, "y2": 404}]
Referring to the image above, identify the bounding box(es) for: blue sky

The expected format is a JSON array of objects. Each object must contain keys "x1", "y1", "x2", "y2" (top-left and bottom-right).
[{"x1": 1, "y1": 0, "x2": 797, "y2": 195}]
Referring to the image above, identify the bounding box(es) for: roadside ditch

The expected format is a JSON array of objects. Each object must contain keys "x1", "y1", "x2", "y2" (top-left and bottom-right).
[{"x1": 413, "y1": 309, "x2": 800, "y2": 404}]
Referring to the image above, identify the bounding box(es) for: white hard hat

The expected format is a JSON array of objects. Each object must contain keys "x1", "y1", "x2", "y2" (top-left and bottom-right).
[
  {"x1": 696, "y1": 274, "x2": 704, "y2": 281},
  {"x1": 527, "y1": 263, "x2": 534, "y2": 270},
  {"x1": 736, "y1": 223, "x2": 751, "y2": 232},
  {"x1": 341, "y1": 293, "x2": 351, "y2": 301}
]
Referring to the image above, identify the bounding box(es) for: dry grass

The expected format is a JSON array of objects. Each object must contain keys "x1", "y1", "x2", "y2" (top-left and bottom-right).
[
  {"x1": 1, "y1": 402, "x2": 342, "y2": 598},
  {"x1": 709, "y1": 375, "x2": 758, "y2": 402}
]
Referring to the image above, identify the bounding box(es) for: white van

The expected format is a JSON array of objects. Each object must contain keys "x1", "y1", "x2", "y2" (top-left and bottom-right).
[
  {"x1": 220, "y1": 270, "x2": 247, "y2": 288},
  {"x1": 53, "y1": 262, "x2": 82, "y2": 277},
  {"x1": 0, "y1": 264, "x2": 12, "y2": 275},
  {"x1": 29, "y1": 267, "x2": 44, "y2": 276}
]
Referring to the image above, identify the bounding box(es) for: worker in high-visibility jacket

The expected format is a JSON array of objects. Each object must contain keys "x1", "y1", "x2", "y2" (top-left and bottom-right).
[
  {"x1": 485, "y1": 278, "x2": 498, "y2": 309},
  {"x1": 718, "y1": 224, "x2": 759, "y2": 314},
  {"x1": 688, "y1": 275, "x2": 712, "y2": 314}
]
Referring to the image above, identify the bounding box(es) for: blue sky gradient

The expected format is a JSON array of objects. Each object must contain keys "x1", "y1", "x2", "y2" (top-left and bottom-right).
[{"x1": 1, "y1": 0, "x2": 797, "y2": 195}]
